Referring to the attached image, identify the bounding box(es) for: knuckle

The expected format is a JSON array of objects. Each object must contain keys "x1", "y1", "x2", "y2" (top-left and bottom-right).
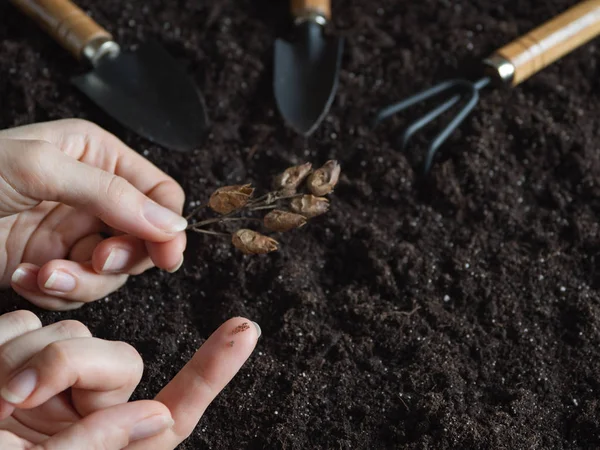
[
  {"x1": 3, "y1": 310, "x2": 42, "y2": 334},
  {"x1": 189, "y1": 358, "x2": 218, "y2": 396},
  {"x1": 0, "y1": 346, "x2": 19, "y2": 372},
  {"x1": 54, "y1": 320, "x2": 92, "y2": 339},
  {"x1": 12, "y1": 141, "x2": 55, "y2": 193},
  {"x1": 42, "y1": 341, "x2": 70, "y2": 368},
  {"x1": 103, "y1": 173, "x2": 132, "y2": 207}
]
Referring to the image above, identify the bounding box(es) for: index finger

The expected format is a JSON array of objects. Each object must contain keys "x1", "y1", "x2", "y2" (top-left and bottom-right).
[
  {"x1": 128, "y1": 317, "x2": 260, "y2": 449},
  {"x1": 0, "y1": 119, "x2": 185, "y2": 214}
]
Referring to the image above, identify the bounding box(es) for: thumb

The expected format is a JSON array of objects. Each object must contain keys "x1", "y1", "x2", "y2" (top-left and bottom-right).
[
  {"x1": 36, "y1": 400, "x2": 173, "y2": 450},
  {"x1": 1, "y1": 140, "x2": 187, "y2": 242}
]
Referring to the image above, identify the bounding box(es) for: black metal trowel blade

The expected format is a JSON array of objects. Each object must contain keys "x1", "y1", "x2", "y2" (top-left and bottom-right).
[
  {"x1": 72, "y1": 40, "x2": 208, "y2": 152},
  {"x1": 274, "y1": 22, "x2": 343, "y2": 136}
]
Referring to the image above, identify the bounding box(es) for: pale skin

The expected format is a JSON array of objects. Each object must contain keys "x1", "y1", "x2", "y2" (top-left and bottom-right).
[
  {"x1": 0, "y1": 119, "x2": 260, "y2": 448},
  {"x1": 0, "y1": 310, "x2": 260, "y2": 449},
  {"x1": 0, "y1": 118, "x2": 189, "y2": 311}
]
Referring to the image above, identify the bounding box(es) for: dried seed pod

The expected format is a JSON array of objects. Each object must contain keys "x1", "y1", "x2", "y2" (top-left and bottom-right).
[
  {"x1": 209, "y1": 184, "x2": 254, "y2": 215},
  {"x1": 272, "y1": 162, "x2": 312, "y2": 193},
  {"x1": 264, "y1": 209, "x2": 307, "y2": 232},
  {"x1": 232, "y1": 229, "x2": 279, "y2": 255},
  {"x1": 290, "y1": 195, "x2": 329, "y2": 218},
  {"x1": 307, "y1": 160, "x2": 341, "y2": 196}
]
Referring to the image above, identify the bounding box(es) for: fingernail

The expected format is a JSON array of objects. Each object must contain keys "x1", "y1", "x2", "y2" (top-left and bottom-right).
[
  {"x1": 251, "y1": 321, "x2": 262, "y2": 339},
  {"x1": 0, "y1": 369, "x2": 37, "y2": 404},
  {"x1": 102, "y1": 248, "x2": 131, "y2": 272},
  {"x1": 167, "y1": 256, "x2": 184, "y2": 273},
  {"x1": 144, "y1": 201, "x2": 188, "y2": 233},
  {"x1": 44, "y1": 270, "x2": 76, "y2": 292},
  {"x1": 130, "y1": 414, "x2": 174, "y2": 442},
  {"x1": 11, "y1": 267, "x2": 37, "y2": 290}
]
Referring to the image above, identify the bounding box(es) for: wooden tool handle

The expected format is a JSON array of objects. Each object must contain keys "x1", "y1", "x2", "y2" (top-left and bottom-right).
[
  {"x1": 492, "y1": 0, "x2": 600, "y2": 86},
  {"x1": 9, "y1": 0, "x2": 113, "y2": 61},
  {"x1": 291, "y1": 0, "x2": 331, "y2": 21}
]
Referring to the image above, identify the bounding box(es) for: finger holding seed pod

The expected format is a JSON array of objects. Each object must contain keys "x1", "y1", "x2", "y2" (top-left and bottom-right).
[
  {"x1": 307, "y1": 160, "x2": 341, "y2": 196},
  {"x1": 290, "y1": 195, "x2": 329, "y2": 218},
  {"x1": 232, "y1": 229, "x2": 279, "y2": 255},
  {"x1": 272, "y1": 162, "x2": 312, "y2": 194},
  {"x1": 209, "y1": 184, "x2": 254, "y2": 215},
  {"x1": 264, "y1": 209, "x2": 307, "y2": 232}
]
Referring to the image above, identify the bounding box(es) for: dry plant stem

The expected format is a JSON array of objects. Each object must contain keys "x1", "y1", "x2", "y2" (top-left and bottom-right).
[
  {"x1": 248, "y1": 191, "x2": 302, "y2": 207},
  {"x1": 186, "y1": 192, "x2": 304, "y2": 231},
  {"x1": 249, "y1": 205, "x2": 279, "y2": 212},
  {"x1": 188, "y1": 217, "x2": 262, "y2": 228},
  {"x1": 185, "y1": 204, "x2": 205, "y2": 220},
  {"x1": 191, "y1": 228, "x2": 230, "y2": 237}
]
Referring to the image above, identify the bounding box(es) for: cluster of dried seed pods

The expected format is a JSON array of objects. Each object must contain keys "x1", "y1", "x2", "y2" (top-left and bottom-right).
[{"x1": 186, "y1": 160, "x2": 341, "y2": 254}]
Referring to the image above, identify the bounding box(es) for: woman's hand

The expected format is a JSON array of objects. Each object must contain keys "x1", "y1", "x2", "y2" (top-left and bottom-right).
[
  {"x1": 0, "y1": 119, "x2": 188, "y2": 310},
  {"x1": 0, "y1": 310, "x2": 260, "y2": 449}
]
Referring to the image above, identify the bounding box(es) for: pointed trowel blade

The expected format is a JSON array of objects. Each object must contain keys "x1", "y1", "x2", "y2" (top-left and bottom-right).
[
  {"x1": 274, "y1": 22, "x2": 343, "y2": 136},
  {"x1": 72, "y1": 40, "x2": 208, "y2": 152}
]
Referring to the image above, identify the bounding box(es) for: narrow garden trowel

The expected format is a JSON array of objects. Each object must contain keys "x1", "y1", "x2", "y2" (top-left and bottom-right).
[
  {"x1": 10, "y1": 0, "x2": 208, "y2": 152},
  {"x1": 274, "y1": 0, "x2": 344, "y2": 136}
]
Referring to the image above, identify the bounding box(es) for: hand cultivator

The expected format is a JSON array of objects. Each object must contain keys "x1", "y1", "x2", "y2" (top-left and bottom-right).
[{"x1": 374, "y1": 0, "x2": 600, "y2": 173}]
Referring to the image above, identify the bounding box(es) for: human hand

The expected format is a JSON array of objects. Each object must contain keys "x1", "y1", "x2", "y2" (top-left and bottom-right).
[
  {"x1": 0, "y1": 119, "x2": 188, "y2": 310},
  {"x1": 0, "y1": 310, "x2": 260, "y2": 449}
]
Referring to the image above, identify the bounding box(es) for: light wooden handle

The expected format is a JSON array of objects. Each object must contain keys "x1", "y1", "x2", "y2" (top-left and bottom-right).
[
  {"x1": 291, "y1": 0, "x2": 331, "y2": 21},
  {"x1": 492, "y1": 0, "x2": 600, "y2": 86},
  {"x1": 9, "y1": 0, "x2": 113, "y2": 61}
]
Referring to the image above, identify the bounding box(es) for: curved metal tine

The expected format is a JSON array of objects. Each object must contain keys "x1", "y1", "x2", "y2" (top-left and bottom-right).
[
  {"x1": 372, "y1": 79, "x2": 464, "y2": 126},
  {"x1": 400, "y1": 93, "x2": 461, "y2": 149},
  {"x1": 423, "y1": 85, "x2": 481, "y2": 174}
]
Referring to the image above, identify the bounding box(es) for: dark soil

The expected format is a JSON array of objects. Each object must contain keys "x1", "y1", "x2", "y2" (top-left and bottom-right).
[{"x1": 2, "y1": 0, "x2": 600, "y2": 448}]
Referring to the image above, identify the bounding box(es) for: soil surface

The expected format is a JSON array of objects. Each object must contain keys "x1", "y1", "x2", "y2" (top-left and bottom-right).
[{"x1": 2, "y1": 0, "x2": 600, "y2": 448}]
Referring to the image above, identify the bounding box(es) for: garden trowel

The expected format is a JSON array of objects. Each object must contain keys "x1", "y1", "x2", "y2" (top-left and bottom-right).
[
  {"x1": 274, "y1": 0, "x2": 344, "y2": 136},
  {"x1": 10, "y1": 0, "x2": 208, "y2": 152}
]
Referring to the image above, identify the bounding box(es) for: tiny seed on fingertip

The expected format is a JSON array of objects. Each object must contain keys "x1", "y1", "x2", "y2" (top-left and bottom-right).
[{"x1": 228, "y1": 340, "x2": 235, "y2": 347}]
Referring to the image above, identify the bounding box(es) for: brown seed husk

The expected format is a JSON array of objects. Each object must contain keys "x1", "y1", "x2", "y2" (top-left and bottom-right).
[
  {"x1": 290, "y1": 195, "x2": 330, "y2": 218},
  {"x1": 307, "y1": 160, "x2": 341, "y2": 196},
  {"x1": 272, "y1": 162, "x2": 312, "y2": 193},
  {"x1": 232, "y1": 229, "x2": 279, "y2": 255},
  {"x1": 208, "y1": 184, "x2": 254, "y2": 215},
  {"x1": 264, "y1": 210, "x2": 307, "y2": 232}
]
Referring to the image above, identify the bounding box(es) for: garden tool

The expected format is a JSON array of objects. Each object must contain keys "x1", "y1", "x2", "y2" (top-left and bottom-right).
[
  {"x1": 274, "y1": 0, "x2": 344, "y2": 136},
  {"x1": 373, "y1": 0, "x2": 600, "y2": 174},
  {"x1": 10, "y1": 0, "x2": 208, "y2": 152}
]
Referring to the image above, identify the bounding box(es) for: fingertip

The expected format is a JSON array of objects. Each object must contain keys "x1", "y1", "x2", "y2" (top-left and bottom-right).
[
  {"x1": 10, "y1": 264, "x2": 40, "y2": 292},
  {"x1": 214, "y1": 317, "x2": 261, "y2": 349},
  {"x1": 91, "y1": 236, "x2": 147, "y2": 274},
  {"x1": 146, "y1": 231, "x2": 187, "y2": 271},
  {"x1": 37, "y1": 265, "x2": 77, "y2": 295},
  {"x1": 11, "y1": 263, "x2": 85, "y2": 310}
]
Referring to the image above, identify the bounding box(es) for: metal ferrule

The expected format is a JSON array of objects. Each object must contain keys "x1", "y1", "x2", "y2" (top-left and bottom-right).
[
  {"x1": 294, "y1": 10, "x2": 328, "y2": 27},
  {"x1": 82, "y1": 37, "x2": 121, "y2": 67},
  {"x1": 482, "y1": 54, "x2": 515, "y2": 84}
]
